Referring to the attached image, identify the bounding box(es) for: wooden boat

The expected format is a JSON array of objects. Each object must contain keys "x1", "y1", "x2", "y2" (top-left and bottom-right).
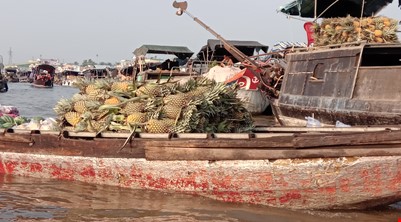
[
  {"x1": 59, "y1": 70, "x2": 82, "y2": 86},
  {"x1": 133, "y1": 44, "x2": 197, "y2": 82},
  {"x1": 4, "y1": 67, "x2": 20, "y2": 82},
  {"x1": 0, "y1": 79, "x2": 7, "y2": 93},
  {"x1": 31, "y1": 63, "x2": 56, "y2": 88},
  {"x1": 2, "y1": 126, "x2": 401, "y2": 210},
  {"x1": 271, "y1": 42, "x2": 401, "y2": 126}
]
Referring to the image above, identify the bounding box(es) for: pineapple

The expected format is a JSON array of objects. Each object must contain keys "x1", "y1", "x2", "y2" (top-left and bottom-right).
[
  {"x1": 191, "y1": 86, "x2": 210, "y2": 97},
  {"x1": 104, "y1": 97, "x2": 120, "y2": 105},
  {"x1": 85, "y1": 84, "x2": 98, "y2": 95},
  {"x1": 64, "y1": 112, "x2": 81, "y2": 126},
  {"x1": 87, "y1": 89, "x2": 109, "y2": 101},
  {"x1": 136, "y1": 83, "x2": 161, "y2": 97},
  {"x1": 162, "y1": 104, "x2": 182, "y2": 119},
  {"x1": 73, "y1": 100, "x2": 87, "y2": 113},
  {"x1": 121, "y1": 101, "x2": 145, "y2": 114},
  {"x1": 161, "y1": 118, "x2": 176, "y2": 127},
  {"x1": 111, "y1": 81, "x2": 129, "y2": 92},
  {"x1": 126, "y1": 112, "x2": 147, "y2": 125},
  {"x1": 163, "y1": 93, "x2": 191, "y2": 107},
  {"x1": 87, "y1": 120, "x2": 106, "y2": 132},
  {"x1": 145, "y1": 119, "x2": 171, "y2": 133}
]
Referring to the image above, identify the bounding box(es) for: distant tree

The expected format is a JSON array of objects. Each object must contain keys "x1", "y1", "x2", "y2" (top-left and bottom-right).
[
  {"x1": 73, "y1": 61, "x2": 79, "y2": 65},
  {"x1": 82, "y1": 59, "x2": 97, "y2": 66}
]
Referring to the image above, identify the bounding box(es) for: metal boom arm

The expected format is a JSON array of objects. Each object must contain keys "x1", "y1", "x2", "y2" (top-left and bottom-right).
[
  {"x1": 172, "y1": 1, "x2": 259, "y2": 68},
  {"x1": 172, "y1": 1, "x2": 279, "y2": 97}
]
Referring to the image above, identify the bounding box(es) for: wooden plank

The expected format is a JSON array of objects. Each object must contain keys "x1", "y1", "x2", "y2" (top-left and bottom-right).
[
  {"x1": 0, "y1": 134, "x2": 147, "y2": 158},
  {"x1": 142, "y1": 137, "x2": 295, "y2": 148},
  {"x1": 0, "y1": 133, "x2": 32, "y2": 143},
  {"x1": 253, "y1": 126, "x2": 401, "y2": 133},
  {"x1": 144, "y1": 146, "x2": 401, "y2": 161},
  {"x1": 293, "y1": 131, "x2": 401, "y2": 148}
]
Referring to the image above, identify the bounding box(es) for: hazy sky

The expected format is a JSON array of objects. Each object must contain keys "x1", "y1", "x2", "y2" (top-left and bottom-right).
[{"x1": 1, "y1": 0, "x2": 400, "y2": 64}]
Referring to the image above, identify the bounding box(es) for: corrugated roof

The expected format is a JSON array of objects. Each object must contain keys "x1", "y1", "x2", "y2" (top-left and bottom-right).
[
  {"x1": 133, "y1": 45, "x2": 194, "y2": 59},
  {"x1": 206, "y1": 39, "x2": 268, "y2": 52}
]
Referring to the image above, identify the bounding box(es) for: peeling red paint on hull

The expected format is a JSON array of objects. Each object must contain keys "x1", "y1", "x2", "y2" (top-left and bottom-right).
[{"x1": 0, "y1": 152, "x2": 401, "y2": 210}]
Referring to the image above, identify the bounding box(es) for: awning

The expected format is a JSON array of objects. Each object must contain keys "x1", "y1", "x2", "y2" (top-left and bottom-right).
[
  {"x1": 197, "y1": 39, "x2": 269, "y2": 62},
  {"x1": 133, "y1": 45, "x2": 194, "y2": 60},
  {"x1": 34, "y1": 64, "x2": 56, "y2": 74},
  {"x1": 278, "y1": 0, "x2": 396, "y2": 18}
]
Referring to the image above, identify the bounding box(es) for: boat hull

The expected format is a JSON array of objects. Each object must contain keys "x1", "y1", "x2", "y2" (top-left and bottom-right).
[
  {"x1": 32, "y1": 79, "x2": 53, "y2": 88},
  {"x1": 1, "y1": 130, "x2": 401, "y2": 210},
  {"x1": 1, "y1": 151, "x2": 401, "y2": 210}
]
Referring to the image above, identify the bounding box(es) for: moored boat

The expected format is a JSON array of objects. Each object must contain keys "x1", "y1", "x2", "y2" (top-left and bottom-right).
[
  {"x1": 271, "y1": 1, "x2": 401, "y2": 126},
  {"x1": 271, "y1": 42, "x2": 401, "y2": 126}
]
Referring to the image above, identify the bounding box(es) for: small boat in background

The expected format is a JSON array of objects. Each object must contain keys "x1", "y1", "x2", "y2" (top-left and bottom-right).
[
  {"x1": 31, "y1": 63, "x2": 56, "y2": 88},
  {"x1": 4, "y1": 67, "x2": 20, "y2": 83},
  {"x1": 59, "y1": 69, "x2": 82, "y2": 87}
]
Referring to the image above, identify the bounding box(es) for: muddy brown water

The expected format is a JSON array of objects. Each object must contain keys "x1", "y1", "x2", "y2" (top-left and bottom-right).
[{"x1": 0, "y1": 82, "x2": 401, "y2": 221}]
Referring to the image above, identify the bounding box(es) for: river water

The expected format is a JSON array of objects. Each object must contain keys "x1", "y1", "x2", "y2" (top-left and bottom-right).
[{"x1": 0, "y1": 82, "x2": 401, "y2": 221}]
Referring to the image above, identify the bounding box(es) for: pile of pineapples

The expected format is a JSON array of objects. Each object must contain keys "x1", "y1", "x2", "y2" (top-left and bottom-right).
[
  {"x1": 313, "y1": 16, "x2": 399, "y2": 46},
  {"x1": 54, "y1": 77, "x2": 253, "y2": 134}
]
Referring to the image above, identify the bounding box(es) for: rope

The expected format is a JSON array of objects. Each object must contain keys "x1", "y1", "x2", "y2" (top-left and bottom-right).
[{"x1": 358, "y1": 0, "x2": 366, "y2": 41}]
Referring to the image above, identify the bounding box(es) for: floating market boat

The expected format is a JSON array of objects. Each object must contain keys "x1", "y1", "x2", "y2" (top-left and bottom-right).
[
  {"x1": 271, "y1": 1, "x2": 401, "y2": 126},
  {"x1": 2, "y1": 76, "x2": 401, "y2": 210},
  {"x1": 31, "y1": 63, "x2": 56, "y2": 88},
  {"x1": 1, "y1": 0, "x2": 400, "y2": 211},
  {"x1": 271, "y1": 42, "x2": 401, "y2": 126}
]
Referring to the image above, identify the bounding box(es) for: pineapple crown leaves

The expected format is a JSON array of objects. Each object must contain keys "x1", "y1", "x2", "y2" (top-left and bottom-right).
[
  {"x1": 173, "y1": 105, "x2": 199, "y2": 133},
  {"x1": 98, "y1": 104, "x2": 121, "y2": 111},
  {"x1": 108, "y1": 122, "x2": 131, "y2": 132},
  {"x1": 54, "y1": 98, "x2": 74, "y2": 115},
  {"x1": 111, "y1": 114, "x2": 126, "y2": 123},
  {"x1": 72, "y1": 77, "x2": 92, "y2": 92},
  {"x1": 73, "y1": 120, "x2": 88, "y2": 132}
]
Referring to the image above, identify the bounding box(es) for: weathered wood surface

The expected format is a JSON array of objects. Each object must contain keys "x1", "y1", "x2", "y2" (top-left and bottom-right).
[
  {"x1": 2, "y1": 130, "x2": 401, "y2": 161},
  {"x1": 144, "y1": 145, "x2": 401, "y2": 160},
  {"x1": 143, "y1": 131, "x2": 401, "y2": 160},
  {"x1": 0, "y1": 133, "x2": 145, "y2": 158}
]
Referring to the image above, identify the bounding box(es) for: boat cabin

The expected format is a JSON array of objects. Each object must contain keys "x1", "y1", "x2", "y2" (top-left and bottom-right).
[
  {"x1": 197, "y1": 39, "x2": 269, "y2": 64},
  {"x1": 82, "y1": 65, "x2": 114, "y2": 79},
  {"x1": 272, "y1": 42, "x2": 401, "y2": 126},
  {"x1": 132, "y1": 44, "x2": 195, "y2": 82}
]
